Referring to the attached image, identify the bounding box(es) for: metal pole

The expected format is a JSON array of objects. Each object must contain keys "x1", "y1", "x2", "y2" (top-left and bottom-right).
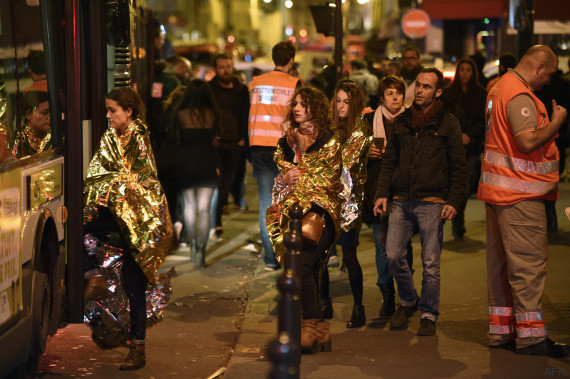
[
  {"x1": 334, "y1": 0, "x2": 343, "y2": 83},
  {"x1": 268, "y1": 204, "x2": 303, "y2": 379}
]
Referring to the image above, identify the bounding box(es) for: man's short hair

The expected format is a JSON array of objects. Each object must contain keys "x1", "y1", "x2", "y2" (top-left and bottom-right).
[
  {"x1": 272, "y1": 41, "x2": 296, "y2": 67},
  {"x1": 420, "y1": 67, "x2": 444, "y2": 90},
  {"x1": 213, "y1": 53, "x2": 231, "y2": 68},
  {"x1": 350, "y1": 58, "x2": 367, "y2": 70},
  {"x1": 27, "y1": 50, "x2": 46, "y2": 75},
  {"x1": 402, "y1": 45, "x2": 421, "y2": 60}
]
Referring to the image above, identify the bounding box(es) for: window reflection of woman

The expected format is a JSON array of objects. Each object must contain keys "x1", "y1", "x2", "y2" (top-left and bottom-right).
[
  {"x1": 11, "y1": 90, "x2": 51, "y2": 158},
  {"x1": 440, "y1": 58, "x2": 487, "y2": 239},
  {"x1": 266, "y1": 86, "x2": 343, "y2": 353},
  {"x1": 321, "y1": 80, "x2": 373, "y2": 329}
]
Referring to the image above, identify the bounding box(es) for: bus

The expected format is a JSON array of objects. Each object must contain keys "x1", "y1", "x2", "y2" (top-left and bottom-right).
[{"x1": 0, "y1": 0, "x2": 155, "y2": 376}]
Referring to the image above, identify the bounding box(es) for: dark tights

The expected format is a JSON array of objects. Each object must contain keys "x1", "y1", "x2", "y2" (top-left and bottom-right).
[{"x1": 342, "y1": 246, "x2": 363, "y2": 306}]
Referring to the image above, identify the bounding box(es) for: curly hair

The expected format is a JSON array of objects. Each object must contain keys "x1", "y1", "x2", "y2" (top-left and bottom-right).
[
  {"x1": 283, "y1": 86, "x2": 330, "y2": 137},
  {"x1": 331, "y1": 79, "x2": 365, "y2": 142}
]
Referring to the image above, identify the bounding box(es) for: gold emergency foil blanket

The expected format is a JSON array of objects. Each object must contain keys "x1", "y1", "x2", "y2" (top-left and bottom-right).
[
  {"x1": 84, "y1": 119, "x2": 173, "y2": 283},
  {"x1": 11, "y1": 126, "x2": 52, "y2": 158},
  {"x1": 266, "y1": 134, "x2": 344, "y2": 262},
  {"x1": 338, "y1": 115, "x2": 373, "y2": 231}
]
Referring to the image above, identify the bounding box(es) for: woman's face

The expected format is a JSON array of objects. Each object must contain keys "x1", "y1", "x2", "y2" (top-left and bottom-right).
[
  {"x1": 106, "y1": 99, "x2": 132, "y2": 133},
  {"x1": 27, "y1": 101, "x2": 51, "y2": 135},
  {"x1": 457, "y1": 62, "x2": 473, "y2": 86},
  {"x1": 292, "y1": 94, "x2": 310, "y2": 124},
  {"x1": 335, "y1": 89, "x2": 350, "y2": 119},
  {"x1": 381, "y1": 86, "x2": 404, "y2": 115}
]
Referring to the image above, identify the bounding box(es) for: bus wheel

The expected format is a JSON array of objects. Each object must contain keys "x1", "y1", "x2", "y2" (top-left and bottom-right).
[{"x1": 30, "y1": 272, "x2": 51, "y2": 359}]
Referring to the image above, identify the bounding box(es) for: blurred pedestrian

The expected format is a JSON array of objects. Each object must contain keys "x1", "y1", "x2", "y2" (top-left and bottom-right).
[
  {"x1": 441, "y1": 57, "x2": 487, "y2": 239},
  {"x1": 83, "y1": 87, "x2": 173, "y2": 370},
  {"x1": 248, "y1": 41, "x2": 301, "y2": 271},
  {"x1": 363, "y1": 75, "x2": 413, "y2": 319},
  {"x1": 350, "y1": 58, "x2": 379, "y2": 107},
  {"x1": 266, "y1": 86, "x2": 342, "y2": 353},
  {"x1": 374, "y1": 68, "x2": 466, "y2": 336},
  {"x1": 24, "y1": 50, "x2": 47, "y2": 92},
  {"x1": 479, "y1": 45, "x2": 569, "y2": 357},
  {"x1": 320, "y1": 80, "x2": 372, "y2": 328},
  {"x1": 486, "y1": 52, "x2": 516, "y2": 92},
  {"x1": 174, "y1": 79, "x2": 219, "y2": 267},
  {"x1": 209, "y1": 54, "x2": 250, "y2": 238},
  {"x1": 398, "y1": 45, "x2": 423, "y2": 107}
]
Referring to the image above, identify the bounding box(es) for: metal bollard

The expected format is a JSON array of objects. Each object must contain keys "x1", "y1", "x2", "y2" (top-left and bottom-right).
[{"x1": 267, "y1": 204, "x2": 303, "y2": 379}]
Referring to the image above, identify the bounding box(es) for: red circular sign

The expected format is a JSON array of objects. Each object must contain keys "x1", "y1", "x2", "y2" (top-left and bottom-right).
[{"x1": 401, "y1": 9, "x2": 431, "y2": 39}]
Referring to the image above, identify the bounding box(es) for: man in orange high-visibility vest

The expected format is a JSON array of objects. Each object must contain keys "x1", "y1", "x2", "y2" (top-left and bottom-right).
[
  {"x1": 478, "y1": 45, "x2": 569, "y2": 357},
  {"x1": 248, "y1": 41, "x2": 301, "y2": 271}
]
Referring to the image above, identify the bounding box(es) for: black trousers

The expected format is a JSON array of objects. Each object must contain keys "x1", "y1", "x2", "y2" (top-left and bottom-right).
[
  {"x1": 299, "y1": 205, "x2": 335, "y2": 319},
  {"x1": 84, "y1": 206, "x2": 148, "y2": 341}
]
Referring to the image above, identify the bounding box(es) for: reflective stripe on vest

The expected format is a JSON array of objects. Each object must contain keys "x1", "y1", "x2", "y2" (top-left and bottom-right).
[
  {"x1": 484, "y1": 150, "x2": 559, "y2": 175},
  {"x1": 480, "y1": 172, "x2": 558, "y2": 195},
  {"x1": 249, "y1": 114, "x2": 285, "y2": 125},
  {"x1": 247, "y1": 127, "x2": 283, "y2": 138},
  {"x1": 488, "y1": 306, "x2": 515, "y2": 335}
]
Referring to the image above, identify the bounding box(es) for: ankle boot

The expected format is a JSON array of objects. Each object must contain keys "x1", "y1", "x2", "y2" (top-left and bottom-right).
[
  {"x1": 321, "y1": 299, "x2": 333, "y2": 320},
  {"x1": 119, "y1": 343, "x2": 146, "y2": 370},
  {"x1": 378, "y1": 282, "x2": 396, "y2": 318},
  {"x1": 190, "y1": 239, "x2": 198, "y2": 262},
  {"x1": 301, "y1": 319, "x2": 319, "y2": 353},
  {"x1": 346, "y1": 305, "x2": 366, "y2": 328},
  {"x1": 316, "y1": 320, "x2": 332, "y2": 352},
  {"x1": 195, "y1": 244, "x2": 206, "y2": 269}
]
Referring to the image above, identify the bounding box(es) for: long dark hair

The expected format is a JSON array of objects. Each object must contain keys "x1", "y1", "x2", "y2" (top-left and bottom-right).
[
  {"x1": 332, "y1": 79, "x2": 365, "y2": 142},
  {"x1": 449, "y1": 57, "x2": 479, "y2": 92},
  {"x1": 177, "y1": 79, "x2": 220, "y2": 126},
  {"x1": 283, "y1": 86, "x2": 330, "y2": 137}
]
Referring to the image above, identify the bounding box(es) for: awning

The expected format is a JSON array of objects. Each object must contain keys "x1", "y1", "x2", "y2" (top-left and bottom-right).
[{"x1": 420, "y1": 0, "x2": 506, "y2": 20}]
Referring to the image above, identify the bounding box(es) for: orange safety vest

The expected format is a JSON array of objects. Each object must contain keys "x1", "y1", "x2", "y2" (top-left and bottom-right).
[
  {"x1": 478, "y1": 72, "x2": 559, "y2": 205},
  {"x1": 248, "y1": 71, "x2": 300, "y2": 147}
]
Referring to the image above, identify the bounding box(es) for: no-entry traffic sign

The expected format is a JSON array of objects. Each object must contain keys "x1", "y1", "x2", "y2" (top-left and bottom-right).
[{"x1": 401, "y1": 9, "x2": 431, "y2": 39}]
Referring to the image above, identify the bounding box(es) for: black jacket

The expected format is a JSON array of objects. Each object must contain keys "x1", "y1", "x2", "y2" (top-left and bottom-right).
[{"x1": 375, "y1": 105, "x2": 467, "y2": 210}]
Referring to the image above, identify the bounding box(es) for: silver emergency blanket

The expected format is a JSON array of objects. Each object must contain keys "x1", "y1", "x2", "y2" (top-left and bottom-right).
[{"x1": 83, "y1": 233, "x2": 174, "y2": 349}]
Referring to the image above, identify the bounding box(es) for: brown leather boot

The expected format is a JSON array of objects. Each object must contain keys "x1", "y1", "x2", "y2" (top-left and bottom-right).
[
  {"x1": 316, "y1": 320, "x2": 332, "y2": 352},
  {"x1": 84, "y1": 274, "x2": 107, "y2": 301},
  {"x1": 300, "y1": 319, "x2": 319, "y2": 353},
  {"x1": 119, "y1": 343, "x2": 146, "y2": 370}
]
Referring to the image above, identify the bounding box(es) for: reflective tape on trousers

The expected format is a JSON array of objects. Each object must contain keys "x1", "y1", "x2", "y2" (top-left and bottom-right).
[
  {"x1": 484, "y1": 150, "x2": 559, "y2": 175},
  {"x1": 480, "y1": 172, "x2": 558, "y2": 194},
  {"x1": 517, "y1": 327, "x2": 547, "y2": 338},
  {"x1": 489, "y1": 306, "x2": 514, "y2": 316},
  {"x1": 516, "y1": 312, "x2": 544, "y2": 322},
  {"x1": 489, "y1": 324, "x2": 515, "y2": 334}
]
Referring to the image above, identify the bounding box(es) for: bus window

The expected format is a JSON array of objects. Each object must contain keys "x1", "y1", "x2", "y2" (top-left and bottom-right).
[{"x1": 10, "y1": 90, "x2": 51, "y2": 159}]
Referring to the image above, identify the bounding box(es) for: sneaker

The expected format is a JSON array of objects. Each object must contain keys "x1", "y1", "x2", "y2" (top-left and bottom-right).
[
  {"x1": 516, "y1": 338, "x2": 570, "y2": 357},
  {"x1": 327, "y1": 255, "x2": 340, "y2": 268},
  {"x1": 264, "y1": 265, "x2": 280, "y2": 272},
  {"x1": 489, "y1": 340, "x2": 516, "y2": 351},
  {"x1": 389, "y1": 298, "x2": 418, "y2": 329},
  {"x1": 417, "y1": 318, "x2": 436, "y2": 336}
]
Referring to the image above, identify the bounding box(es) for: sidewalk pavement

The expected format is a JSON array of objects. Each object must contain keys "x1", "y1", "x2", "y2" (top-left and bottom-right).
[{"x1": 225, "y1": 195, "x2": 570, "y2": 378}]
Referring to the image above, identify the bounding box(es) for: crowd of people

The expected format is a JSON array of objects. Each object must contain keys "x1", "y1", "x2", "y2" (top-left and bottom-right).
[{"x1": 79, "y1": 40, "x2": 570, "y2": 371}]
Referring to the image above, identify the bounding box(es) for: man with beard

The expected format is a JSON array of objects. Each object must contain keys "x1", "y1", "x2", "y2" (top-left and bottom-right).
[
  {"x1": 399, "y1": 45, "x2": 424, "y2": 107},
  {"x1": 208, "y1": 54, "x2": 250, "y2": 238}
]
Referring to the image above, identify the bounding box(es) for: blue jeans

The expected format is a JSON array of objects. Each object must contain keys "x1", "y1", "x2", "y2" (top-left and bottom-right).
[
  {"x1": 387, "y1": 200, "x2": 444, "y2": 320},
  {"x1": 373, "y1": 221, "x2": 391, "y2": 286},
  {"x1": 251, "y1": 149, "x2": 280, "y2": 267}
]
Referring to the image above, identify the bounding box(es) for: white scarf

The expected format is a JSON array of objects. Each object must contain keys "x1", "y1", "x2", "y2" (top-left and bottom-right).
[{"x1": 372, "y1": 104, "x2": 406, "y2": 148}]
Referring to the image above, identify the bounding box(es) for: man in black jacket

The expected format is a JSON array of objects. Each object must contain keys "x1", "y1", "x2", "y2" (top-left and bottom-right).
[
  {"x1": 209, "y1": 54, "x2": 250, "y2": 238},
  {"x1": 373, "y1": 68, "x2": 466, "y2": 336}
]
